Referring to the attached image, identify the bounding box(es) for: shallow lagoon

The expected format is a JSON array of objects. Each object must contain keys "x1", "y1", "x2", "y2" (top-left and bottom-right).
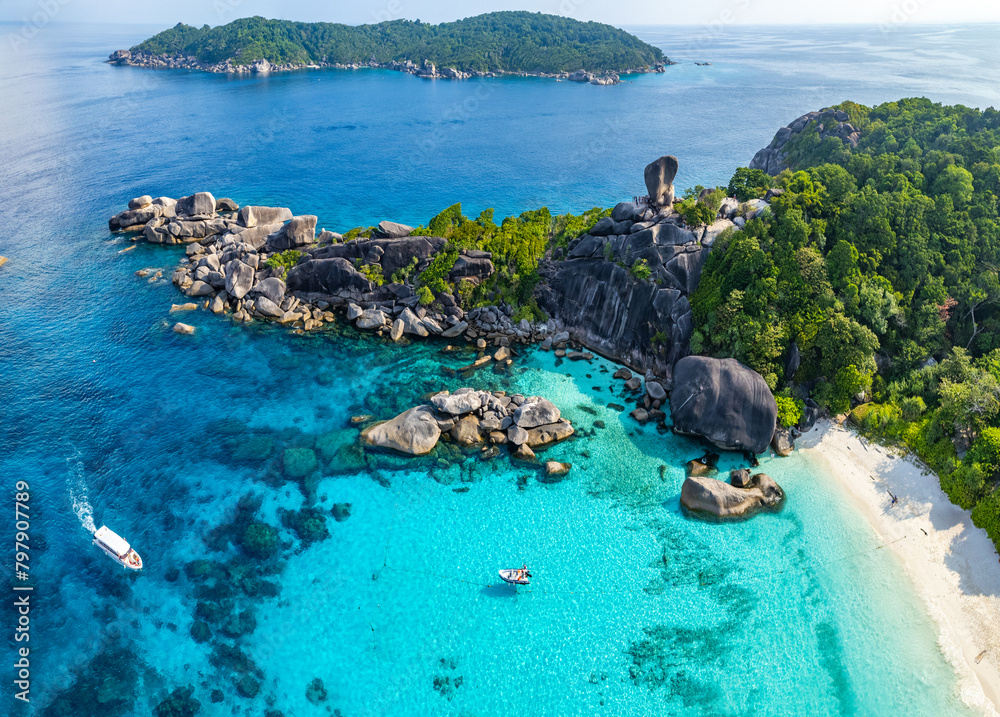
[{"x1": 4, "y1": 21, "x2": 1000, "y2": 716}]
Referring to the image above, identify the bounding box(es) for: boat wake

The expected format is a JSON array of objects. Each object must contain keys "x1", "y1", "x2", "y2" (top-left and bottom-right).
[{"x1": 66, "y1": 450, "x2": 97, "y2": 535}]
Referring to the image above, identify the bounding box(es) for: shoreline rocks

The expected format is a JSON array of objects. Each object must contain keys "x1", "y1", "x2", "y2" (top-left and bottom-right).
[
  {"x1": 680, "y1": 472, "x2": 784, "y2": 518},
  {"x1": 361, "y1": 388, "x2": 574, "y2": 458},
  {"x1": 108, "y1": 49, "x2": 668, "y2": 84},
  {"x1": 669, "y1": 356, "x2": 777, "y2": 454},
  {"x1": 109, "y1": 152, "x2": 794, "y2": 459}
]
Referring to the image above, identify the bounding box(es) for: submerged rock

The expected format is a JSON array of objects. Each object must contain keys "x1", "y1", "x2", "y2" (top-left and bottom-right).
[
  {"x1": 680, "y1": 473, "x2": 784, "y2": 518},
  {"x1": 236, "y1": 675, "x2": 260, "y2": 698},
  {"x1": 670, "y1": 356, "x2": 777, "y2": 455},
  {"x1": 283, "y1": 447, "x2": 318, "y2": 479},
  {"x1": 153, "y1": 685, "x2": 201, "y2": 717},
  {"x1": 306, "y1": 677, "x2": 329, "y2": 704},
  {"x1": 240, "y1": 521, "x2": 278, "y2": 559}
]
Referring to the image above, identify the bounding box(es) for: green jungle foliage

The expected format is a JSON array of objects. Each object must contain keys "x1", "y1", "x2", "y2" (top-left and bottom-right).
[
  {"x1": 409, "y1": 202, "x2": 604, "y2": 319},
  {"x1": 692, "y1": 97, "x2": 1000, "y2": 549},
  {"x1": 131, "y1": 13, "x2": 666, "y2": 73}
]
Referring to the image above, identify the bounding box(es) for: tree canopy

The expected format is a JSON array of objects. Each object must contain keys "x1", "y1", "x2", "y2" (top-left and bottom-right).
[{"x1": 692, "y1": 97, "x2": 1000, "y2": 549}]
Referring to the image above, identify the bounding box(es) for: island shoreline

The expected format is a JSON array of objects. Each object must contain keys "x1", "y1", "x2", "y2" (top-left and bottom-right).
[
  {"x1": 107, "y1": 52, "x2": 673, "y2": 84},
  {"x1": 800, "y1": 420, "x2": 1000, "y2": 716}
]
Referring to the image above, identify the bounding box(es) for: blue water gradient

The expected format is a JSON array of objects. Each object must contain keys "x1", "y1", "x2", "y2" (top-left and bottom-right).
[{"x1": 3, "y1": 21, "x2": 1000, "y2": 716}]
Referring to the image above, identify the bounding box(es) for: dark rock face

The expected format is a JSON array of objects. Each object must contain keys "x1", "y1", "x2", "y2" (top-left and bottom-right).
[
  {"x1": 749, "y1": 107, "x2": 860, "y2": 176},
  {"x1": 784, "y1": 341, "x2": 801, "y2": 380},
  {"x1": 538, "y1": 215, "x2": 708, "y2": 379},
  {"x1": 450, "y1": 254, "x2": 495, "y2": 280},
  {"x1": 286, "y1": 257, "x2": 373, "y2": 294},
  {"x1": 771, "y1": 427, "x2": 794, "y2": 456},
  {"x1": 644, "y1": 155, "x2": 679, "y2": 206},
  {"x1": 670, "y1": 356, "x2": 777, "y2": 454},
  {"x1": 310, "y1": 236, "x2": 447, "y2": 279}
]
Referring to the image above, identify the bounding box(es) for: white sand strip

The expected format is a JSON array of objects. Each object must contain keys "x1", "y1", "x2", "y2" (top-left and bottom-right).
[{"x1": 799, "y1": 419, "x2": 1000, "y2": 716}]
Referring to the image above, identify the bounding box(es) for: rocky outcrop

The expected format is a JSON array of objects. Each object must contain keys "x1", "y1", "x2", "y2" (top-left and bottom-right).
[
  {"x1": 644, "y1": 155, "x2": 678, "y2": 207},
  {"x1": 749, "y1": 107, "x2": 861, "y2": 176},
  {"x1": 362, "y1": 388, "x2": 573, "y2": 458},
  {"x1": 266, "y1": 215, "x2": 316, "y2": 251},
  {"x1": 538, "y1": 201, "x2": 708, "y2": 380},
  {"x1": 680, "y1": 472, "x2": 784, "y2": 518},
  {"x1": 670, "y1": 356, "x2": 777, "y2": 454},
  {"x1": 176, "y1": 192, "x2": 217, "y2": 216},
  {"x1": 238, "y1": 205, "x2": 292, "y2": 228},
  {"x1": 112, "y1": 151, "x2": 746, "y2": 382},
  {"x1": 373, "y1": 221, "x2": 414, "y2": 239}
]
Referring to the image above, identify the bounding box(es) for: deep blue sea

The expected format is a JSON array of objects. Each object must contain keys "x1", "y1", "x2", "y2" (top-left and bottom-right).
[{"x1": 3, "y1": 21, "x2": 1000, "y2": 717}]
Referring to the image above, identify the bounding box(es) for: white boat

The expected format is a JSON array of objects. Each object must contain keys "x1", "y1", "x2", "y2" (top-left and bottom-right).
[
  {"x1": 93, "y1": 525, "x2": 143, "y2": 570},
  {"x1": 499, "y1": 565, "x2": 531, "y2": 585}
]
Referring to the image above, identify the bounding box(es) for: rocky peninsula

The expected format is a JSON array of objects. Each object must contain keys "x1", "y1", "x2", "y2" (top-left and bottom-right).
[{"x1": 110, "y1": 153, "x2": 793, "y2": 463}]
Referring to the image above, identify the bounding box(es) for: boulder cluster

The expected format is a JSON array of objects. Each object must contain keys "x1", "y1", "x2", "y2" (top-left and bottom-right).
[
  {"x1": 539, "y1": 154, "x2": 777, "y2": 381},
  {"x1": 362, "y1": 389, "x2": 574, "y2": 461},
  {"x1": 680, "y1": 469, "x2": 785, "y2": 519},
  {"x1": 750, "y1": 107, "x2": 861, "y2": 176},
  {"x1": 110, "y1": 151, "x2": 793, "y2": 459}
]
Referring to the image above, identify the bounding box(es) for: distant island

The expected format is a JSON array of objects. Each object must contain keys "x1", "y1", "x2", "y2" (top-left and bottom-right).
[{"x1": 109, "y1": 12, "x2": 672, "y2": 83}]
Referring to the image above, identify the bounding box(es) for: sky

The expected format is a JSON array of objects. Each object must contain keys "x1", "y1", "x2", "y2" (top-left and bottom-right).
[{"x1": 1, "y1": 0, "x2": 999, "y2": 28}]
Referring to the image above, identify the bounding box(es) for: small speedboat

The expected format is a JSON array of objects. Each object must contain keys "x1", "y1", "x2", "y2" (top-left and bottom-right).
[
  {"x1": 499, "y1": 565, "x2": 531, "y2": 585},
  {"x1": 93, "y1": 525, "x2": 143, "y2": 570}
]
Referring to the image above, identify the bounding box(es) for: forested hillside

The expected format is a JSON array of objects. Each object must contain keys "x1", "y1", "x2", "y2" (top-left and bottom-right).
[
  {"x1": 130, "y1": 12, "x2": 666, "y2": 73},
  {"x1": 693, "y1": 98, "x2": 1000, "y2": 544}
]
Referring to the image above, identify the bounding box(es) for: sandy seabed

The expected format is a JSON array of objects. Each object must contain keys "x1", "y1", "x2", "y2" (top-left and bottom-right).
[{"x1": 801, "y1": 420, "x2": 1000, "y2": 716}]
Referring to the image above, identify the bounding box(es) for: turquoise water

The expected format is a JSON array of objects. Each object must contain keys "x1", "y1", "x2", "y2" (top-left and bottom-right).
[{"x1": 4, "y1": 21, "x2": 1000, "y2": 716}]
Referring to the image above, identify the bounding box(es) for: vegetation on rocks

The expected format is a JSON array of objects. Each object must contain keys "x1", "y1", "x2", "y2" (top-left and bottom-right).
[
  {"x1": 409, "y1": 202, "x2": 605, "y2": 318},
  {"x1": 130, "y1": 12, "x2": 667, "y2": 73},
  {"x1": 264, "y1": 249, "x2": 302, "y2": 274},
  {"x1": 692, "y1": 97, "x2": 1000, "y2": 550}
]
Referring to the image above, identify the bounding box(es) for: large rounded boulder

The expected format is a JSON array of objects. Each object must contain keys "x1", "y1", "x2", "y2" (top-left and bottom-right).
[
  {"x1": 670, "y1": 356, "x2": 776, "y2": 454},
  {"x1": 361, "y1": 406, "x2": 441, "y2": 455},
  {"x1": 680, "y1": 473, "x2": 784, "y2": 518}
]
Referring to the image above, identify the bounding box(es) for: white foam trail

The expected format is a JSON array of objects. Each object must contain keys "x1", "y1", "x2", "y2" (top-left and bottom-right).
[{"x1": 66, "y1": 450, "x2": 97, "y2": 535}]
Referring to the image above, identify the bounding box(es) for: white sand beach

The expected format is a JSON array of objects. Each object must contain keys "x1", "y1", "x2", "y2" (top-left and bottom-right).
[{"x1": 800, "y1": 420, "x2": 1000, "y2": 716}]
